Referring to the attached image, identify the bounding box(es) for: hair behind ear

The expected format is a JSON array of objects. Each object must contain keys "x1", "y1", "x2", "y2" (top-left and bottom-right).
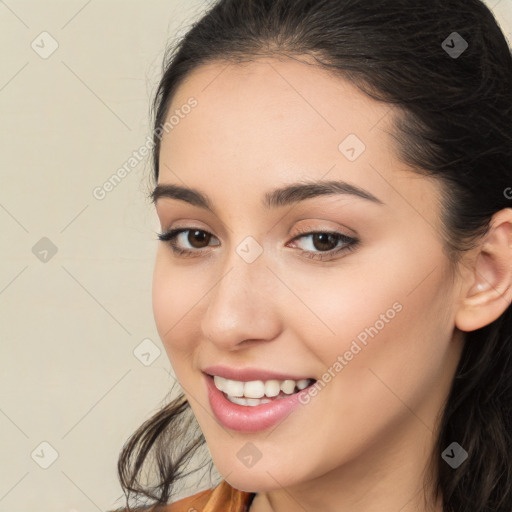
[{"x1": 429, "y1": 304, "x2": 512, "y2": 511}]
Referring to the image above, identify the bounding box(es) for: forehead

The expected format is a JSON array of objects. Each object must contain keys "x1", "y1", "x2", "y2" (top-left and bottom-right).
[
  {"x1": 158, "y1": 56, "x2": 442, "y2": 224},
  {"x1": 162, "y1": 57, "x2": 393, "y2": 171},
  {"x1": 166, "y1": 56, "x2": 388, "y2": 149}
]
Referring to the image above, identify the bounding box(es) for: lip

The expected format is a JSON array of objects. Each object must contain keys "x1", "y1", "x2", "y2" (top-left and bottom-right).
[
  {"x1": 204, "y1": 373, "x2": 316, "y2": 432},
  {"x1": 202, "y1": 365, "x2": 314, "y2": 382}
]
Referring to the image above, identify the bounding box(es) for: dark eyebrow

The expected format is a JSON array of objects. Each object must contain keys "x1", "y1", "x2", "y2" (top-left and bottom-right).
[{"x1": 151, "y1": 179, "x2": 383, "y2": 213}]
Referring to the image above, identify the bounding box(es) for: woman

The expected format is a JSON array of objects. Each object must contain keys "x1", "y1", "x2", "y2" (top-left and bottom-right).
[{"x1": 114, "y1": 0, "x2": 512, "y2": 511}]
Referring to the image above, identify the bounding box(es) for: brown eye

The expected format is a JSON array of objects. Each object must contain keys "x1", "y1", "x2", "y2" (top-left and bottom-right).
[
  {"x1": 158, "y1": 227, "x2": 357, "y2": 261},
  {"x1": 289, "y1": 230, "x2": 358, "y2": 261},
  {"x1": 310, "y1": 233, "x2": 339, "y2": 252},
  {"x1": 157, "y1": 227, "x2": 219, "y2": 254},
  {"x1": 188, "y1": 229, "x2": 212, "y2": 248}
]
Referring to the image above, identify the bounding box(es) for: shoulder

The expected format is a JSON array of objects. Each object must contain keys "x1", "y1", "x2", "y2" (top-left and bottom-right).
[{"x1": 109, "y1": 480, "x2": 254, "y2": 512}]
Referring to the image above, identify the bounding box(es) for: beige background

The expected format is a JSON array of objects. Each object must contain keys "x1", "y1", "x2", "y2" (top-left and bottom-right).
[{"x1": 0, "y1": 1, "x2": 510, "y2": 511}]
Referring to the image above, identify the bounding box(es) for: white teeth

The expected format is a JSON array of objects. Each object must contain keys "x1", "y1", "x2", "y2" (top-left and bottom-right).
[
  {"x1": 213, "y1": 375, "x2": 314, "y2": 400},
  {"x1": 215, "y1": 376, "x2": 245, "y2": 397},
  {"x1": 297, "y1": 379, "x2": 309, "y2": 390},
  {"x1": 246, "y1": 397, "x2": 272, "y2": 406},
  {"x1": 244, "y1": 380, "x2": 265, "y2": 399},
  {"x1": 227, "y1": 396, "x2": 247, "y2": 406},
  {"x1": 226, "y1": 396, "x2": 273, "y2": 406},
  {"x1": 213, "y1": 375, "x2": 226, "y2": 391},
  {"x1": 280, "y1": 380, "x2": 296, "y2": 394},
  {"x1": 264, "y1": 380, "x2": 281, "y2": 397}
]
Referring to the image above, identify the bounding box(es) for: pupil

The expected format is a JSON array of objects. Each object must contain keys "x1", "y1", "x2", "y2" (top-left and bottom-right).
[
  {"x1": 313, "y1": 233, "x2": 336, "y2": 251},
  {"x1": 189, "y1": 230, "x2": 209, "y2": 248}
]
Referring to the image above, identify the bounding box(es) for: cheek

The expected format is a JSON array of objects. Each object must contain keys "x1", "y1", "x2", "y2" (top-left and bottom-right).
[
  {"x1": 285, "y1": 236, "x2": 454, "y2": 404},
  {"x1": 152, "y1": 250, "x2": 213, "y2": 381},
  {"x1": 152, "y1": 253, "x2": 195, "y2": 354},
  {"x1": 152, "y1": 256, "x2": 173, "y2": 346},
  {"x1": 152, "y1": 269, "x2": 192, "y2": 386}
]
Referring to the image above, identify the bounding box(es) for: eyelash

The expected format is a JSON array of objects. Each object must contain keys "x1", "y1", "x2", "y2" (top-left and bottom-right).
[{"x1": 156, "y1": 226, "x2": 359, "y2": 262}]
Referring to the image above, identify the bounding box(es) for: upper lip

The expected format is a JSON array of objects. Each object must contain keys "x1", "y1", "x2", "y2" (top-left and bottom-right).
[{"x1": 202, "y1": 365, "x2": 314, "y2": 382}]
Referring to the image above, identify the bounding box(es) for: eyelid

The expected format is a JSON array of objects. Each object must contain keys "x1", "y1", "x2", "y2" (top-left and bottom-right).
[
  {"x1": 157, "y1": 225, "x2": 359, "y2": 262},
  {"x1": 290, "y1": 223, "x2": 356, "y2": 239},
  {"x1": 158, "y1": 222, "x2": 354, "y2": 244}
]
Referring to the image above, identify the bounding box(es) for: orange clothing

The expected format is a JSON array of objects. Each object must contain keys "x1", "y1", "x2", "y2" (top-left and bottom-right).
[{"x1": 113, "y1": 480, "x2": 256, "y2": 512}]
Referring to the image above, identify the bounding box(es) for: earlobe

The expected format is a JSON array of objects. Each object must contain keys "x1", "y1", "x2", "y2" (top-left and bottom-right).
[{"x1": 455, "y1": 209, "x2": 512, "y2": 332}]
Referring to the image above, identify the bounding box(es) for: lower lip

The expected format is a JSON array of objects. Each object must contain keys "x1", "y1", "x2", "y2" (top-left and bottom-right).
[{"x1": 204, "y1": 374, "x2": 314, "y2": 432}]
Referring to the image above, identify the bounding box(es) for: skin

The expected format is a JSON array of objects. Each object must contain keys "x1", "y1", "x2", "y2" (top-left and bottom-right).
[{"x1": 152, "y1": 56, "x2": 512, "y2": 512}]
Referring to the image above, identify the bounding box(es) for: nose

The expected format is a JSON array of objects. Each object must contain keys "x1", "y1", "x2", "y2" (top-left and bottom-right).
[{"x1": 200, "y1": 248, "x2": 282, "y2": 351}]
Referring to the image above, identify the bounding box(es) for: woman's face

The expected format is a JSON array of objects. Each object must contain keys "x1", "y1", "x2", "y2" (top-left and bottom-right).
[{"x1": 152, "y1": 57, "x2": 465, "y2": 492}]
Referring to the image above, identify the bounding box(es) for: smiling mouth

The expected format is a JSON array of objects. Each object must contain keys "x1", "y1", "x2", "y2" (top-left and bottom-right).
[{"x1": 210, "y1": 374, "x2": 317, "y2": 406}]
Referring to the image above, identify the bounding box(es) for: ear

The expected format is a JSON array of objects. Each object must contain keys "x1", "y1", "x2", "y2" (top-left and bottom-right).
[{"x1": 455, "y1": 208, "x2": 512, "y2": 332}]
